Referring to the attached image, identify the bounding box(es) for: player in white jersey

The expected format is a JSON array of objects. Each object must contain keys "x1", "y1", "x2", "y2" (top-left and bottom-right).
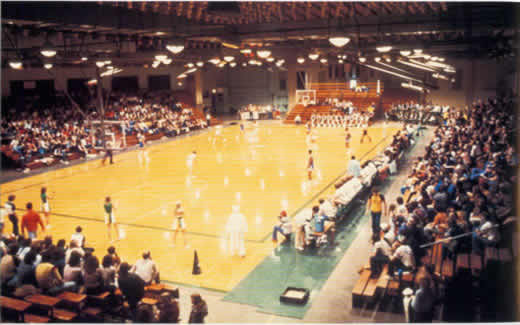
[
  {"x1": 186, "y1": 150, "x2": 197, "y2": 170},
  {"x1": 40, "y1": 187, "x2": 52, "y2": 226},
  {"x1": 172, "y1": 201, "x2": 188, "y2": 247}
]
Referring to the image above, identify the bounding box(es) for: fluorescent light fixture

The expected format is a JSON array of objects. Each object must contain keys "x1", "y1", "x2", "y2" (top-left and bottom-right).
[
  {"x1": 413, "y1": 49, "x2": 423, "y2": 54},
  {"x1": 359, "y1": 57, "x2": 366, "y2": 63},
  {"x1": 400, "y1": 50, "x2": 411, "y2": 56},
  {"x1": 186, "y1": 62, "x2": 195, "y2": 68},
  {"x1": 401, "y1": 82, "x2": 423, "y2": 92},
  {"x1": 44, "y1": 63, "x2": 53, "y2": 69},
  {"x1": 40, "y1": 40, "x2": 57, "y2": 57},
  {"x1": 104, "y1": 60, "x2": 112, "y2": 65},
  {"x1": 297, "y1": 57, "x2": 305, "y2": 64},
  {"x1": 163, "y1": 58, "x2": 172, "y2": 65},
  {"x1": 9, "y1": 60, "x2": 22, "y2": 69},
  {"x1": 177, "y1": 73, "x2": 187, "y2": 79},
  {"x1": 81, "y1": 57, "x2": 88, "y2": 61},
  {"x1": 364, "y1": 63, "x2": 421, "y2": 82},
  {"x1": 223, "y1": 56, "x2": 235, "y2": 62},
  {"x1": 398, "y1": 59, "x2": 436, "y2": 72},
  {"x1": 95, "y1": 61, "x2": 105, "y2": 68},
  {"x1": 320, "y1": 58, "x2": 327, "y2": 64},
  {"x1": 106, "y1": 65, "x2": 114, "y2": 70},
  {"x1": 209, "y1": 58, "x2": 221, "y2": 65},
  {"x1": 438, "y1": 57, "x2": 445, "y2": 62},
  {"x1": 444, "y1": 67, "x2": 456, "y2": 73},
  {"x1": 385, "y1": 57, "x2": 392, "y2": 63},
  {"x1": 426, "y1": 60, "x2": 450, "y2": 69},
  {"x1": 257, "y1": 50, "x2": 271, "y2": 59},
  {"x1": 338, "y1": 59, "x2": 344, "y2": 64},
  {"x1": 276, "y1": 60, "x2": 284, "y2": 67},
  {"x1": 100, "y1": 68, "x2": 122, "y2": 77},
  {"x1": 329, "y1": 36, "x2": 350, "y2": 48},
  {"x1": 166, "y1": 40, "x2": 185, "y2": 54},
  {"x1": 186, "y1": 68, "x2": 197, "y2": 74},
  {"x1": 152, "y1": 61, "x2": 160, "y2": 68},
  {"x1": 374, "y1": 57, "x2": 381, "y2": 62},
  {"x1": 308, "y1": 53, "x2": 319, "y2": 60},
  {"x1": 222, "y1": 42, "x2": 240, "y2": 50},
  {"x1": 423, "y1": 54, "x2": 431, "y2": 60},
  {"x1": 218, "y1": 62, "x2": 226, "y2": 68},
  {"x1": 242, "y1": 62, "x2": 247, "y2": 67},
  {"x1": 230, "y1": 62, "x2": 237, "y2": 67},
  {"x1": 240, "y1": 49, "x2": 252, "y2": 54},
  {"x1": 432, "y1": 73, "x2": 448, "y2": 80},
  {"x1": 266, "y1": 57, "x2": 275, "y2": 62},
  {"x1": 196, "y1": 61, "x2": 204, "y2": 67},
  {"x1": 376, "y1": 46, "x2": 392, "y2": 53}
]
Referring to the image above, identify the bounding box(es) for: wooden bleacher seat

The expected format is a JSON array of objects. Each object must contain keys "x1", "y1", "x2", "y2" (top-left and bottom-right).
[
  {"x1": 141, "y1": 297, "x2": 158, "y2": 305},
  {"x1": 352, "y1": 269, "x2": 371, "y2": 308},
  {"x1": 362, "y1": 276, "x2": 379, "y2": 305},
  {"x1": 52, "y1": 308, "x2": 77, "y2": 322},
  {"x1": 375, "y1": 266, "x2": 389, "y2": 294},
  {"x1": 57, "y1": 291, "x2": 86, "y2": 311},
  {"x1": 387, "y1": 280, "x2": 400, "y2": 297},
  {"x1": 24, "y1": 313, "x2": 50, "y2": 323},
  {"x1": 25, "y1": 294, "x2": 61, "y2": 315},
  {"x1": 456, "y1": 253, "x2": 470, "y2": 271},
  {"x1": 0, "y1": 296, "x2": 33, "y2": 321}
]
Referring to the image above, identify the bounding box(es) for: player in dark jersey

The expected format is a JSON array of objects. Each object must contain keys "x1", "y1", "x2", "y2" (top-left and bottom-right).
[
  {"x1": 104, "y1": 196, "x2": 120, "y2": 242},
  {"x1": 307, "y1": 149, "x2": 314, "y2": 180}
]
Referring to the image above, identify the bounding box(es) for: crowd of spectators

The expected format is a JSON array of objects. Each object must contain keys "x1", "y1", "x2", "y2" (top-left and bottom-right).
[
  {"x1": 1, "y1": 92, "x2": 209, "y2": 172},
  {"x1": 368, "y1": 95, "x2": 516, "y2": 321},
  {"x1": 386, "y1": 101, "x2": 453, "y2": 125},
  {"x1": 0, "y1": 225, "x2": 208, "y2": 322}
]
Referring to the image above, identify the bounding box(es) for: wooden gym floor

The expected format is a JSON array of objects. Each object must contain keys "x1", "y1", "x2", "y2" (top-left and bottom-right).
[{"x1": 0, "y1": 121, "x2": 400, "y2": 292}]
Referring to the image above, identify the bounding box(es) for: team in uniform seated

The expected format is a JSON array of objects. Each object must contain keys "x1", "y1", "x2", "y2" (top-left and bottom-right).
[{"x1": 310, "y1": 111, "x2": 372, "y2": 128}]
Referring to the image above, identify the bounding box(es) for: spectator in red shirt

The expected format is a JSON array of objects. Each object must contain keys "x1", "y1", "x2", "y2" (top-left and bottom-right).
[{"x1": 21, "y1": 202, "x2": 45, "y2": 240}]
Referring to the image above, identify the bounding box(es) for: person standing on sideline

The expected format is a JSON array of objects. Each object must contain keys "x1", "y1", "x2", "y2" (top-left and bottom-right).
[
  {"x1": 102, "y1": 140, "x2": 114, "y2": 165},
  {"x1": 40, "y1": 187, "x2": 52, "y2": 227},
  {"x1": 104, "y1": 197, "x2": 120, "y2": 242},
  {"x1": 172, "y1": 201, "x2": 188, "y2": 248},
  {"x1": 5, "y1": 195, "x2": 19, "y2": 237},
  {"x1": 189, "y1": 293, "x2": 208, "y2": 323},
  {"x1": 360, "y1": 126, "x2": 372, "y2": 144},
  {"x1": 367, "y1": 188, "x2": 386, "y2": 235},
  {"x1": 307, "y1": 149, "x2": 314, "y2": 180},
  {"x1": 347, "y1": 155, "x2": 361, "y2": 179},
  {"x1": 225, "y1": 205, "x2": 248, "y2": 257},
  {"x1": 21, "y1": 202, "x2": 45, "y2": 240}
]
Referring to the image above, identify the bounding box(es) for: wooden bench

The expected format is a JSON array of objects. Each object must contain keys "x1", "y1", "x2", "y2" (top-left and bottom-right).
[
  {"x1": 57, "y1": 291, "x2": 86, "y2": 311},
  {"x1": 52, "y1": 308, "x2": 77, "y2": 322},
  {"x1": 352, "y1": 269, "x2": 371, "y2": 308},
  {"x1": 362, "y1": 275, "x2": 379, "y2": 305},
  {"x1": 25, "y1": 294, "x2": 61, "y2": 317},
  {"x1": 141, "y1": 297, "x2": 158, "y2": 306},
  {"x1": 81, "y1": 307, "x2": 103, "y2": 321},
  {"x1": 24, "y1": 313, "x2": 50, "y2": 323},
  {"x1": 387, "y1": 280, "x2": 400, "y2": 297},
  {"x1": 456, "y1": 253, "x2": 470, "y2": 271},
  {"x1": 0, "y1": 296, "x2": 33, "y2": 321},
  {"x1": 376, "y1": 266, "x2": 389, "y2": 294}
]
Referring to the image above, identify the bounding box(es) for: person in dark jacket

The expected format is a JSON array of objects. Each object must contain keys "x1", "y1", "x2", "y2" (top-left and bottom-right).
[
  {"x1": 118, "y1": 262, "x2": 145, "y2": 318},
  {"x1": 189, "y1": 293, "x2": 208, "y2": 323}
]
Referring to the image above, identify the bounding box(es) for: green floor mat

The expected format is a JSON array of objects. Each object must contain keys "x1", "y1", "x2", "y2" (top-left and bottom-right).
[{"x1": 223, "y1": 201, "x2": 369, "y2": 319}]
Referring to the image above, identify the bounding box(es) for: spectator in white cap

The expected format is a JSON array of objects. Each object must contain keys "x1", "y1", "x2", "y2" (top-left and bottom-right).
[{"x1": 225, "y1": 205, "x2": 248, "y2": 257}]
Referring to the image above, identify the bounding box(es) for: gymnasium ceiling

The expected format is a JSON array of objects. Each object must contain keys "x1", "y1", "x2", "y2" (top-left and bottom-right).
[{"x1": 1, "y1": 1, "x2": 519, "y2": 69}]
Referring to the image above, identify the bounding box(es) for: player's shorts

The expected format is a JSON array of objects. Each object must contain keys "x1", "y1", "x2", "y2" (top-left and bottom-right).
[
  {"x1": 41, "y1": 202, "x2": 50, "y2": 213},
  {"x1": 105, "y1": 212, "x2": 116, "y2": 225},
  {"x1": 173, "y1": 217, "x2": 186, "y2": 230},
  {"x1": 139, "y1": 142, "x2": 144, "y2": 148},
  {"x1": 363, "y1": 129, "x2": 368, "y2": 135}
]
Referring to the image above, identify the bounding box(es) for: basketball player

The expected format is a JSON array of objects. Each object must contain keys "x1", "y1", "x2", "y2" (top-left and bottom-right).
[
  {"x1": 345, "y1": 128, "x2": 352, "y2": 150},
  {"x1": 307, "y1": 149, "x2": 314, "y2": 180},
  {"x1": 186, "y1": 150, "x2": 197, "y2": 171},
  {"x1": 40, "y1": 187, "x2": 52, "y2": 226},
  {"x1": 104, "y1": 196, "x2": 120, "y2": 242},
  {"x1": 102, "y1": 140, "x2": 114, "y2": 165},
  {"x1": 137, "y1": 132, "x2": 145, "y2": 148},
  {"x1": 172, "y1": 201, "x2": 188, "y2": 247},
  {"x1": 360, "y1": 126, "x2": 372, "y2": 144}
]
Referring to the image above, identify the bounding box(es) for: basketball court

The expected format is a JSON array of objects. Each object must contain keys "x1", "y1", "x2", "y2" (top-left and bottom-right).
[{"x1": 0, "y1": 121, "x2": 400, "y2": 292}]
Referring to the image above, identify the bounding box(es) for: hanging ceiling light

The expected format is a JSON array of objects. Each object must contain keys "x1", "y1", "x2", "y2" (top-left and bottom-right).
[
  {"x1": 163, "y1": 58, "x2": 172, "y2": 65},
  {"x1": 44, "y1": 63, "x2": 53, "y2": 69},
  {"x1": 401, "y1": 81, "x2": 424, "y2": 92},
  {"x1": 223, "y1": 56, "x2": 235, "y2": 62},
  {"x1": 266, "y1": 57, "x2": 275, "y2": 62},
  {"x1": 230, "y1": 62, "x2": 237, "y2": 68},
  {"x1": 397, "y1": 59, "x2": 436, "y2": 72},
  {"x1": 320, "y1": 58, "x2": 328, "y2": 64},
  {"x1": 95, "y1": 61, "x2": 105, "y2": 68},
  {"x1": 177, "y1": 73, "x2": 187, "y2": 79},
  {"x1": 240, "y1": 48, "x2": 252, "y2": 54},
  {"x1": 374, "y1": 57, "x2": 381, "y2": 62},
  {"x1": 155, "y1": 53, "x2": 168, "y2": 62},
  {"x1": 297, "y1": 57, "x2": 305, "y2": 64},
  {"x1": 152, "y1": 60, "x2": 160, "y2": 68},
  {"x1": 359, "y1": 57, "x2": 366, "y2": 63},
  {"x1": 413, "y1": 49, "x2": 423, "y2": 54},
  {"x1": 40, "y1": 39, "x2": 57, "y2": 57},
  {"x1": 187, "y1": 62, "x2": 195, "y2": 68},
  {"x1": 308, "y1": 53, "x2": 319, "y2": 60},
  {"x1": 9, "y1": 60, "x2": 22, "y2": 69},
  {"x1": 186, "y1": 68, "x2": 197, "y2": 74},
  {"x1": 376, "y1": 45, "x2": 393, "y2": 53},
  {"x1": 166, "y1": 39, "x2": 185, "y2": 54},
  {"x1": 257, "y1": 50, "x2": 271, "y2": 59},
  {"x1": 81, "y1": 56, "x2": 88, "y2": 61},
  {"x1": 242, "y1": 62, "x2": 247, "y2": 67},
  {"x1": 276, "y1": 59, "x2": 285, "y2": 67},
  {"x1": 196, "y1": 61, "x2": 204, "y2": 67},
  {"x1": 432, "y1": 73, "x2": 448, "y2": 80},
  {"x1": 385, "y1": 57, "x2": 392, "y2": 63},
  {"x1": 400, "y1": 50, "x2": 411, "y2": 56},
  {"x1": 209, "y1": 58, "x2": 221, "y2": 65},
  {"x1": 328, "y1": 36, "x2": 350, "y2": 48},
  {"x1": 338, "y1": 59, "x2": 344, "y2": 64}
]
